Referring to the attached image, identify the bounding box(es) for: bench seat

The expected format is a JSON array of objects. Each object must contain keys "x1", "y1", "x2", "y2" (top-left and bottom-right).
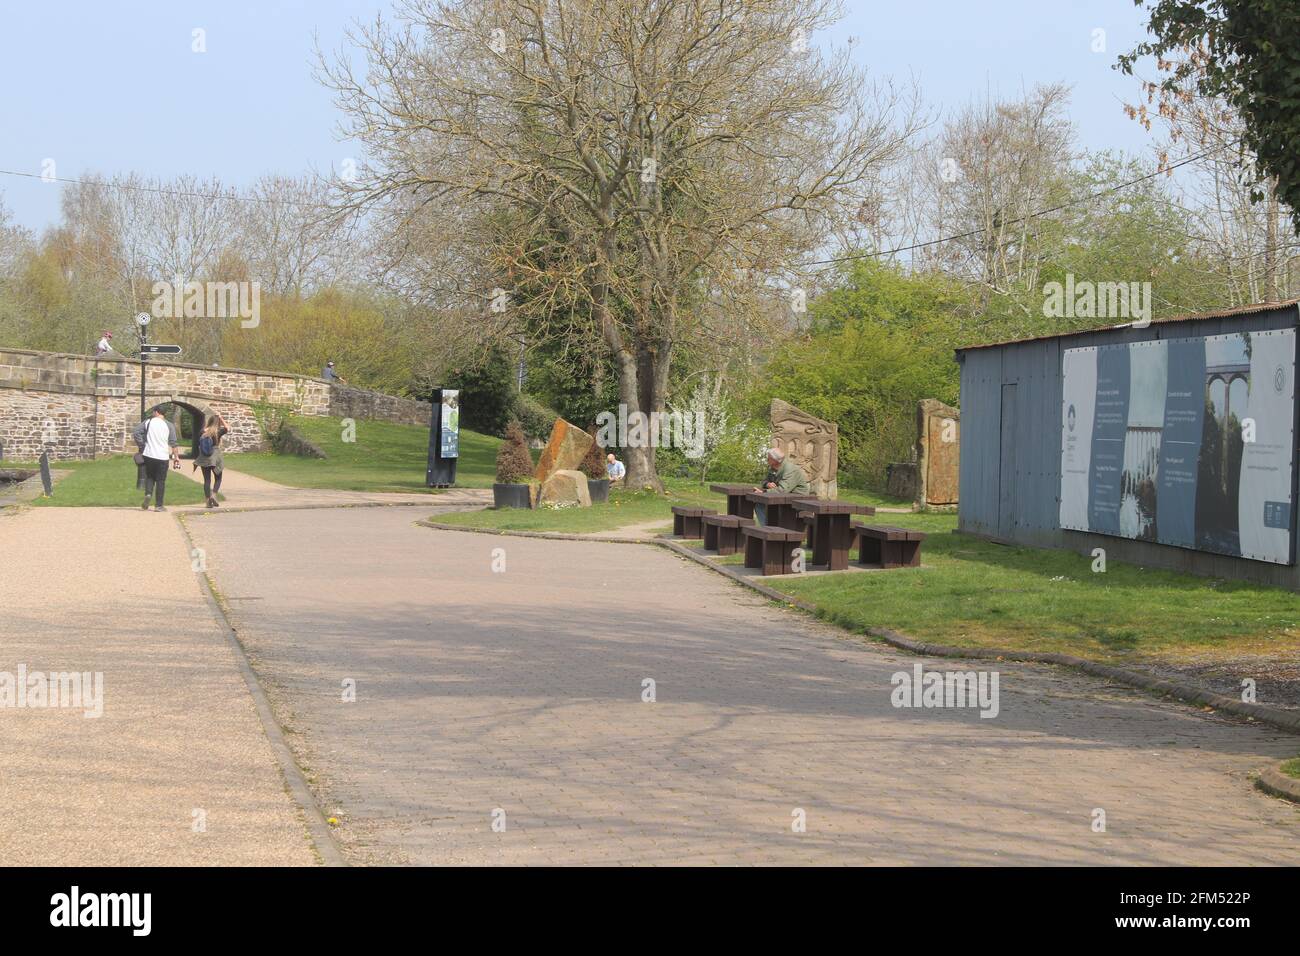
[
  {"x1": 851, "y1": 523, "x2": 927, "y2": 569},
  {"x1": 671, "y1": 505, "x2": 717, "y2": 538},
  {"x1": 741, "y1": 525, "x2": 806, "y2": 575},
  {"x1": 702, "y1": 513, "x2": 755, "y2": 554}
]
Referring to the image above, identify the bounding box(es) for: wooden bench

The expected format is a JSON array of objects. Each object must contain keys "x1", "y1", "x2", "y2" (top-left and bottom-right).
[
  {"x1": 852, "y1": 523, "x2": 926, "y2": 569},
  {"x1": 742, "y1": 525, "x2": 807, "y2": 575},
  {"x1": 702, "y1": 514, "x2": 755, "y2": 555},
  {"x1": 671, "y1": 505, "x2": 716, "y2": 538}
]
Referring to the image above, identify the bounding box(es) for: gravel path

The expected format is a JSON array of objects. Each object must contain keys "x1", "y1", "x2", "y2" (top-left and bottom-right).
[{"x1": 0, "y1": 506, "x2": 317, "y2": 865}]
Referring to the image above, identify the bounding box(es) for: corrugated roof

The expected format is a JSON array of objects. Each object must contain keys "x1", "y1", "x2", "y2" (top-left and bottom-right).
[{"x1": 956, "y1": 297, "x2": 1300, "y2": 353}]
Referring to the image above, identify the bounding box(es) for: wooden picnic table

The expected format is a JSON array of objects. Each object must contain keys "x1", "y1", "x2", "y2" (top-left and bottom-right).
[
  {"x1": 795, "y1": 500, "x2": 876, "y2": 570},
  {"x1": 710, "y1": 483, "x2": 757, "y2": 518},
  {"x1": 745, "y1": 491, "x2": 819, "y2": 535}
]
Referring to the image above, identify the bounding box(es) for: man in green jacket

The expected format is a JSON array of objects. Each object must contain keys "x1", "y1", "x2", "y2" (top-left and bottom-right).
[{"x1": 752, "y1": 447, "x2": 810, "y2": 525}]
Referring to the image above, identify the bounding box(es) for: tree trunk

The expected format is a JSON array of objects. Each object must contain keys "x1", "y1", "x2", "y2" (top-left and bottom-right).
[
  {"x1": 614, "y1": 346, "x2": 664, "y2": 492},
  {"x1": 593, "y1": 231, "x2": 666, "y2": 493}
]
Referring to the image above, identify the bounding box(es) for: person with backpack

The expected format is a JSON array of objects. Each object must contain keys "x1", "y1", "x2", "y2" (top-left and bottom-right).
[
  {"x1": 131, "y1": 408, "x2": 180, "y2": 512},
  {"x1": 194, "y1": 412, "x2": 229, "y2": 509}
]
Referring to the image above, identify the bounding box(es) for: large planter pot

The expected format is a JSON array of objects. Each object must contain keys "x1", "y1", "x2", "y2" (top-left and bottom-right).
[
  {"x1": 587, "y1": 478, "x2": 610, "y2": 504},
  {"x1": 493, "y1": 482, "x2": 533, "y2": 509}
]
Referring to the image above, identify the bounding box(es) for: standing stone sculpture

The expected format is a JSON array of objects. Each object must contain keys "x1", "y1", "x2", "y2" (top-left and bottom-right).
[
  {"x1": 534, "y1": 419, "x2": 595, "y2": 483},
  {"x1": 916, "y1": 398, "x2": 959, "y2": 507},
  {"x1": 534, "y1": 419, "x2": 596, "y2": 507},
  {"x1": 769, "y1": 399, "x2": 838, "y2": 498}
]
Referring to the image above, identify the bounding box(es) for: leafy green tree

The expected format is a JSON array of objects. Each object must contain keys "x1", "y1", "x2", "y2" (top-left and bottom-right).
[
  {"x1": 1122, "y1": 0, "x2": 1300, "y2": 229},
  {"x1": 754, "y1": 262, "x2": 966, "y2": 487},
  {"x1": 446, "y1": 347, "x2": 516, "y2": 437}
]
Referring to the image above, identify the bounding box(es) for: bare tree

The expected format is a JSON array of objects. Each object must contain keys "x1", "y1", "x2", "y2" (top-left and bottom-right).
[
  {"x1": 321, "y1": 0, "x2": 918, "y2": 489},
  {"x1": 0, "y1": 193, "x2": 32, "y2": 276},
  {"x1": 915, "y1": 84, "x2": 1075, "y2": 309},
  {"x1": 1126, "y1": 55, "x2": 1300, "y2": 306},
  {"x1": 240, "y1": 175, "x2": 360, "y2": 296}
]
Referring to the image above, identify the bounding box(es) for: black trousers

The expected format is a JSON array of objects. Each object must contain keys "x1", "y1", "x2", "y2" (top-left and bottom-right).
[
  {"x1": 201, "y1": 465, "x2": 222, "y2": 498},
  {"x1": 142, "y1": 457, "x2": 169, "y2": 506}
]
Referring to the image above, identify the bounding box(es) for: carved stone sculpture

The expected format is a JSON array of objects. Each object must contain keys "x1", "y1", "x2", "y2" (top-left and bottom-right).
[{"x1": 769, "y1": 399, "x2": 838, "y2": 498}]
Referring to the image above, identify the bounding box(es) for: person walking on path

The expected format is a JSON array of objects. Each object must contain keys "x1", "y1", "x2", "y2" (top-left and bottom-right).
[
  {"x1": 95, "y1": 331, "x2": 114, "y2": 355},
  {"x1": 132, "y1": 408, "x2": 180, "y2": 512},
  {"x1": 193, "y1": 412, "x2": 229, "y2": 509},
  {"x1": 322, "y1": 360, "x2": 347, "y2": 385}
]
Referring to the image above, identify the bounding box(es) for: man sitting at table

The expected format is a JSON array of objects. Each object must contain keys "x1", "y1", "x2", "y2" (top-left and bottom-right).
[{"x1": 752, "y1": 447, "x2": 810, "y2": 525}]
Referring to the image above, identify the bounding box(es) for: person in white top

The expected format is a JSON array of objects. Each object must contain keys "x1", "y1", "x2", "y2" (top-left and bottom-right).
[
  {"x1": 95, "y1": 331, "x2": 113, "y2": 355},
  {"x1": 131, "y1": 408, "x2": 180, "y2": 512}
]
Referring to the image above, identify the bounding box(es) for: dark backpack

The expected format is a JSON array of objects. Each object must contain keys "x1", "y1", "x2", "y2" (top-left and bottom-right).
[{"x1": 199, "y1": 435, "x2": 215, "y2": 457}]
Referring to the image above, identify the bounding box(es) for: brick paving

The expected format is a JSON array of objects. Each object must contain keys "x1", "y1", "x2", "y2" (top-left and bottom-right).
[{"x1": 188, "y1": 507, "x2": 1300, "y2": 865}]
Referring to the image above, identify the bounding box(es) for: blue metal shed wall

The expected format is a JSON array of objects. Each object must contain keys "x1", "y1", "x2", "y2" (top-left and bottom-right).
[{"x1": 956, "y1": 304, "x2": 1300, "y2": 588}]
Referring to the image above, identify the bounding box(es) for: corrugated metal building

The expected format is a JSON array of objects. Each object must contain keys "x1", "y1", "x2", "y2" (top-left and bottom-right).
[{"x1": 955, "y1": 299, "x2": 1300, "y2": 589}]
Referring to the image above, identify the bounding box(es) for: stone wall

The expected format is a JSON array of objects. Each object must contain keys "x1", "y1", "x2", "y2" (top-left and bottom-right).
[
  {"x1": 0, "y1": 348, "x2": 429, "y2": 462},
  {"x1": 329, "y1": 384, "x2": 431, "y2": 428}
]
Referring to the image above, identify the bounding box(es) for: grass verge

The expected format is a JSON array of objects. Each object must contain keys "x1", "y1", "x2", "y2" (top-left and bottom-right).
[
  {"x1": 765, "y1": 512, "x2": 1300, "y2": 664},
  {"x1": 24, "y1": 455, "x2": 210, "y2": 507},
  {"x1": 226, "y1": 416, "x2": 500, "y2": 491}
]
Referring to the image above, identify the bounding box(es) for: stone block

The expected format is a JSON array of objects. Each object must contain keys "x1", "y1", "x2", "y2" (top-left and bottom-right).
[
  {"x1": 538, "y1": 469, "x2": 591, "y2": 508},
  {"x1": 916, "y1": 399, "x2": 959, "y2": 506},
  {"x1": 534, "y1": 419, "x2": 594, "y2": 484}
]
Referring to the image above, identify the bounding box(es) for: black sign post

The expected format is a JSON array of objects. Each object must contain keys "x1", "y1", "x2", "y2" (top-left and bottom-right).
[
  {"x1": 136, "y1": 313, "x2": 151, "y2": 421},
  {"x1": 38, "y1": 450, "x2": 52, "y2": 498},
  {"x1": 135, "y1": 314, "x2": 151, "y2": 488}
]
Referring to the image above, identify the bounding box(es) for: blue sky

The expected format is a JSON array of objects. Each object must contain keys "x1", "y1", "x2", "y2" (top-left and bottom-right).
[{"x1": 0, "y1": 0, "x2": 1160, "y2": 232}]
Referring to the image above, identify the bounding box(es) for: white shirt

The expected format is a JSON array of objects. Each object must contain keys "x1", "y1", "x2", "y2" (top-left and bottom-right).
[
  {"x1": 142, "y1": 418, "x2": 173, "y2": 461},
  {"x1": 606, "y1": 459, "x2": 626, "y2": 480},
  {"x1": 96, "y1": 337, "x2": 111, "y2": 354}
]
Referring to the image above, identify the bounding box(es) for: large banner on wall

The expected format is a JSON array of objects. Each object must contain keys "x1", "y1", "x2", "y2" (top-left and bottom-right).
[{"x1": 1060, "y1": 329, "x2": 1297, "y2": 564}]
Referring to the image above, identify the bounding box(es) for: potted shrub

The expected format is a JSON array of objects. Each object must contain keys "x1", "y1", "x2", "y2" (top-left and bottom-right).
[
  {"x1": 580, "y1": 429, "x2": 609, "y2": 503},
  {"x1": 493, "y1": 421, "x2": 536, "y2": 509}
]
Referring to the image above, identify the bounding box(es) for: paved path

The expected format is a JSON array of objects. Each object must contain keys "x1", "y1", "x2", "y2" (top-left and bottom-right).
[
  {"x1": 0, "y1": 507, "x2": 317, "y2": 865},
  {"x1": 188, "y1": 507, "x2": 1300, "y2": 865},
  {"x1": 175, "y1": 465, "x2": 490, "y2": 511}
]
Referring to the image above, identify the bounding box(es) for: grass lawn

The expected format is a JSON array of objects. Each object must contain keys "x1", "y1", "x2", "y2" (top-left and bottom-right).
[
  {"x1": 226, "y1": 416, "x2": 501, "y2": 492},
  {"x1": 432, "y1": 478, "x2": 912, "y2": 534},
  {"x1": 21, "y1": 455, "x2": 211, "y2": 508},
  {"x1": 1282, "y1": 758, "x2": 1300, "y2": 779},
  {"x1": 766, "y1": 512, "x2": 1300, "y2": 664}
]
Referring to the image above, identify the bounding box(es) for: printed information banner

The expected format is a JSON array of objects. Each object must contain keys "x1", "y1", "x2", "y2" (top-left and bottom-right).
[
  {"x1": 1060, "y1": 329, "x2": 1296, "y2": 564},
  {"x1": 440, "y1": 389, "x2": 460, "y2": 459}
]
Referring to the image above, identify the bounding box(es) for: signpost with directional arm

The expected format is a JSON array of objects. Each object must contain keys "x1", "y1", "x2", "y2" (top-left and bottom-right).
[{"x1": 136, "y1": 313, "x2": 150, "y2": 421}]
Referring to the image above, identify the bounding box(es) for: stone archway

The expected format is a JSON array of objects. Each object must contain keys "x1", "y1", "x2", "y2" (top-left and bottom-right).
[{"x1": 145, "y1": 396, "x2": 217, "y2": 458}]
